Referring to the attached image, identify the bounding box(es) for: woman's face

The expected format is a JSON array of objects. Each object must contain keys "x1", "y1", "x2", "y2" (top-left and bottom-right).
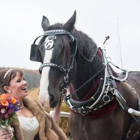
[{"x1": 6, "y1": 72, "x2": 28, "y2": 99}]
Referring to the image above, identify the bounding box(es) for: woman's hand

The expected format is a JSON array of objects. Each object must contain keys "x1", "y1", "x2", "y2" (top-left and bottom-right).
[{"x1": 0, "y1": 128, "x2": 13, "y2": 140}]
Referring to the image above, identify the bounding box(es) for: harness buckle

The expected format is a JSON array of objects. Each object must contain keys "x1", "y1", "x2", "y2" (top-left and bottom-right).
[
  {"x1": 80, "y1": 106, "x2": 89, "y2": 116},
  {"x1": 65, "y1": 94, "x2": 71, "y2": 100}
]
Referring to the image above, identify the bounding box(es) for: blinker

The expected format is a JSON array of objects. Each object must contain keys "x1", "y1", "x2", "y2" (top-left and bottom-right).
[{"x1": 30, "y1": 44, "x2": 43, "y2": 62}]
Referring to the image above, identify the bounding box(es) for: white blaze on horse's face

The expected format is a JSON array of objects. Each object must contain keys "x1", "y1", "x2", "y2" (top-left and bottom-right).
[{"x1": 38, "y1": 38, "x2": 53, "y2": 108}]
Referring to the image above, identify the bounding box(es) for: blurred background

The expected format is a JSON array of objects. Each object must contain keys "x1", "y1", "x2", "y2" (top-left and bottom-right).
[{"x1": 0, "y1": 0, "x2": 140, "y2": 71}]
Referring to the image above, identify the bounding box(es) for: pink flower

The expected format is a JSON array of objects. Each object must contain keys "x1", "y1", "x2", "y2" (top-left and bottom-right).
[
  {"x1": 8, "y1": 108, "x2": 14, "y2": 114},
  {"x1": 4, "y1": 113, "x2": 9, "y2": 119}
]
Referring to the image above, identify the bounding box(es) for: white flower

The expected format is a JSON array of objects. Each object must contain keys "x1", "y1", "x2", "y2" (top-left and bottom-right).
[{"x1": 1, "y1": 108, "x2": 6, "y2": 114}]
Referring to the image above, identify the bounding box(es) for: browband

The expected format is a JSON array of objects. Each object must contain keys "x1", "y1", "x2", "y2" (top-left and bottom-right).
[
  {"x1": 44, "y1": 29, "x2": 75, "y2": 42},
  {"x1": 32, "y1": 29, "x2": 75, "y2": 45}
]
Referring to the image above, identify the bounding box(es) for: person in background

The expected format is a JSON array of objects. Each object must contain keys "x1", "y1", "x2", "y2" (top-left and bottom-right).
[{"x1": 0, "y1": 68, "x2": 67, "y2": 140}]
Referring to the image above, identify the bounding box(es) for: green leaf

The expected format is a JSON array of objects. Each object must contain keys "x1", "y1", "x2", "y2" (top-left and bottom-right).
[
  {"x1": 12, "y1": 136, "x2": 15, "y2": 140},
  {"x1": 8, "y1": 119, "x2": 11, "y2": 125},
  {"x1": 0, "y1": 125, "x2": 3, "y2": 130},
  {"x1": 5, "y1": 119, "x2": 9, "y2": 125},
  {"x1": 12, "y1": 117, "x2": 18, "y2": 122},
  {"x1": 11, "y1": 115, "x2": 19, "y2": 123}
]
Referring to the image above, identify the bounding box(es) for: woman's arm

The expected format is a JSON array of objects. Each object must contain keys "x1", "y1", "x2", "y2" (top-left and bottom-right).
[{"x1": 51, "y1": 105, "x2": 61, "y2": 125}]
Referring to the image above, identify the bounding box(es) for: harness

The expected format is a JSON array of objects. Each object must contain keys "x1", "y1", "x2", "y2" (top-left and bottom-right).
[
  {"x1": 64, "y1": 48, "x2": 140, "y2": 139},
  {"x1": 65, "y1": 48, "x2": 115, "y2": 115}
]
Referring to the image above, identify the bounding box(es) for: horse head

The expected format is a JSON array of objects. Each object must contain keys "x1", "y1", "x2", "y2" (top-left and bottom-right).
[{"x1": 30, "y1": 11, "x2": 77, "y2": 108}]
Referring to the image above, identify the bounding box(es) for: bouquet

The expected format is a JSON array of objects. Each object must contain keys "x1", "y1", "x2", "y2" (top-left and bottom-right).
[{"x1": 0, "y1": 93, "x2": 20, "y2": 140}]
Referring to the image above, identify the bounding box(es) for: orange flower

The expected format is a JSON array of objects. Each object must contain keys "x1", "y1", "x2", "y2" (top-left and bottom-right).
[
  {"x1": 0, "y1": 94, "x2": 9, "y2": 101},
  {"x1": 1, "y1": 101, "x2": 9, "y2": 107},
  {"x1": 10, "y1": 99, "x2": 16, "y2": 104}
]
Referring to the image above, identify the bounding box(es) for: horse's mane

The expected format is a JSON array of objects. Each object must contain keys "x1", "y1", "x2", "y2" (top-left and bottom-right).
[{"x1": 72, "y1": 29, "x2": 98, "y2": 61}]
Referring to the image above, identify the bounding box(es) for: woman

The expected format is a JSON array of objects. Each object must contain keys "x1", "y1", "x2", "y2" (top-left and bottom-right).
[{"x1": 0, "y1": 68, "x2": 67, "y2": 140}]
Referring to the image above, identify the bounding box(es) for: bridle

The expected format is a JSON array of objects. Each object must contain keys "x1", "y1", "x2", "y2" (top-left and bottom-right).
[
  {"x1": 39, "y1": 56, "x2": 75, "y2": 92},
  {"x1": 32, "y1": 29, "x2": 77, "y2": 93}
]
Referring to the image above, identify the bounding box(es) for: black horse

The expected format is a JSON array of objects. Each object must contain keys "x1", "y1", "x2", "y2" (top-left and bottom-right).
[{"x1": 30, "y1": 11, "x2": 140, "y2": 140}]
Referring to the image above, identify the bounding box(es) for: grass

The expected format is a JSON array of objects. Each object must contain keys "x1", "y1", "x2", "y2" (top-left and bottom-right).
[{"x1": 28, "y1": 87, "x2": 39, "y2": 100}]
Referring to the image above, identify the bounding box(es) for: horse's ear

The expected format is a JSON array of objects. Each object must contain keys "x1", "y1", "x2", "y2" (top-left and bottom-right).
[
  {"x1": 41, "y1": 15, "x2": 50, "y2": 31},
  {"x1": 63, "y1": 10, "x2": 76, "y2": 31}
]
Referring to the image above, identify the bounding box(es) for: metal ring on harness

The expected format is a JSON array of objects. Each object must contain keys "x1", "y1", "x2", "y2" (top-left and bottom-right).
[{"x1": 103, "y1": 95, "x2": 111, "y2": 103}]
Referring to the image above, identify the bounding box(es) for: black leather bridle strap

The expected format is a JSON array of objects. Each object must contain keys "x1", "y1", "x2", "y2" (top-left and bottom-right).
[
  {"x1": 32, "y1": 29, "x2": 75, "y2": 46},
  {"x1": 32, "y1": 35, "x2": 44, "y2": 45},
  {"x1": 39, "y1": 62, "x2": 67, "y2": 74},
  {"x1": 43, "y1": 30, "x2": 74, "y2": 42}
]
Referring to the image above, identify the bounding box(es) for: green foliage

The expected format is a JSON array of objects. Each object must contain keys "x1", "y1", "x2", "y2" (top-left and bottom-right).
[{"x1": 22, "y1": 69, "x2": 40, "y2": 90}]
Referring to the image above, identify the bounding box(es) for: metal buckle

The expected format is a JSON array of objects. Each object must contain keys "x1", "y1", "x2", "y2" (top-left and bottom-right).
[
  {"x1": 65, "y1": 94, "x2": 71, "y2": 100},
  {"x1": 64, "y1": 73, "x2": 69, "y2": 83},
  {"x1": 80, "y1": 106, "x2": 89, "y2": 116}
]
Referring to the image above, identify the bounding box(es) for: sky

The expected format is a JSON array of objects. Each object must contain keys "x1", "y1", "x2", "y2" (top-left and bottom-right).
[{"x1": 0, "y1": 0, "x2": 140, "y2": 71}]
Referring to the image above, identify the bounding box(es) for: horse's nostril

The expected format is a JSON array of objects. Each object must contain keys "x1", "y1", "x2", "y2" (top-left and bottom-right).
[{"x1": 50, "y1": 94, "x2": 54, "y2": 102}]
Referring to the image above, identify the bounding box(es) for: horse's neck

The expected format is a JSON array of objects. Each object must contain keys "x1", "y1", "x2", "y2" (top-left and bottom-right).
[{"x1": 70, "y1": 49, "x2": 104, "y2": 100}]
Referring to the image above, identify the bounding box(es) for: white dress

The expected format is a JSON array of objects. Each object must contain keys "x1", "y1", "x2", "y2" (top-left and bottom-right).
[{"x1": 18, "y1": 116, "x2": 39, "y2": 140}]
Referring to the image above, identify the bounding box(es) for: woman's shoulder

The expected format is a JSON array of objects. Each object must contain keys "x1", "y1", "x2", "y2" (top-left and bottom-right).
[
  {"x1": 24, "y1": 95, "x2": 37, "y2": 102},
  {"x1": 23, "y1": 96, "x2": 44, "y2": 112},
  {"x1": 23, "y1": 96, "x2": 42, "y2": 106}
]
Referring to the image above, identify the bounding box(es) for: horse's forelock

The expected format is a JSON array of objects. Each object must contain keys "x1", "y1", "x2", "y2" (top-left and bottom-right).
[{"x1": 48, "y1": 23, "x2": 63, "y2": 30}]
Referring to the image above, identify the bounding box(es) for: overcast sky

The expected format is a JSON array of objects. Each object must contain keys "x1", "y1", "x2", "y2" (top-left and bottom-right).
[{"x1": 0, "y1": 0, "x2": 140, "y2": 71}]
